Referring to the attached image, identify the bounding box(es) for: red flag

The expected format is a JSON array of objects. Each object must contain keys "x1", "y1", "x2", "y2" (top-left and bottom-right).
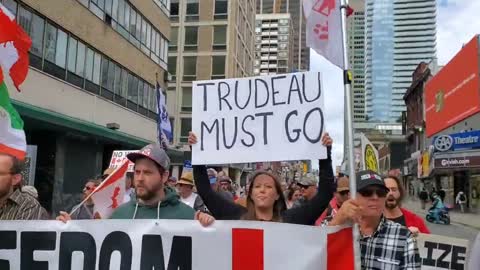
[
  {"x1": 0, "y1": 4, "x2": 32, "y2": 91},
  {"x1": 91, "y1": 161, "x2": 129, "y2": 218}
]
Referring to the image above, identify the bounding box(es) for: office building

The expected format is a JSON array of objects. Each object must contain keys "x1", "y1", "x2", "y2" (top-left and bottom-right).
[
  {"x1": 3, "y1": 0, "x2": 172, "y2": 213},
  {"x1": 254, "y1": 13, "x2": 294, "y2": 75}
]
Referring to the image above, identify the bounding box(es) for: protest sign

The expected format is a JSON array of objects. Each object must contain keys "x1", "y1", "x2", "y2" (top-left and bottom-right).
[
  {"x1": 418, "y1": 233, "x2": 470, "y2": 270},
  {"x1": 192, "y1": 72, "x2": 327, "y2": 165},
  {"x1": 109, "y1": 150, "x2": 138, "y2": 172},
  {"x1": 0, "y1": 220, "x2": 353, "y2": 270},
  {"x1": 361, "y1": 133, "x2": 379, "y2": 172}
]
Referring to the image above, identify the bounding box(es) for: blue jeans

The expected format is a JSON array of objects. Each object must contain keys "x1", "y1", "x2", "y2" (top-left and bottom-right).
[{"x1": 432, "y1": 209, "x2": 441, "y2": 223}]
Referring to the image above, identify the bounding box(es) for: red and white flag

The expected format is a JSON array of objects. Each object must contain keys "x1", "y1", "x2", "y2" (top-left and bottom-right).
[
  {"x1": 91, "y1": 161, "x2": 129, "y2": 219},
  {"x1": 303, "y1": 0, "x2": 345, "y2": 68}
]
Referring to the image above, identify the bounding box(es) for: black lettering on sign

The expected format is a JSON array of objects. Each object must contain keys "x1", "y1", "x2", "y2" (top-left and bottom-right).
[
  {"x1": 140, "y1": 235, "x2": 192, "y2": 270},
  {"x1": 254, "y1": 79, "x2": 269, "y2": 108},
  {"x1": 201, "y1": 120, "x2": 219, "y2": 151},
  {"x1": 197, "y1": 82, "x2": 215, "y2": 111},
  {"x1": 255, "y1": 112, "x2": 274, "y2": 145},
  {"x1": 222, "y1": 117, "x2": 238, "y2": 149},
  {"x1": 285, "y1": 110, "x2": 300, "y2": 142},
  {"x1": 21, "y1": 231, "x2": 56, "y2": 270},
  {"x1": 451, "y1": 245, "x2": 466, "y2": 270},
  {"x1": 234, "y1": 80, "x2": 251, "y2": 110},
  {"x1": 303, "y1": 73, "x2": 322, "y2": 103},
  {"x1": 303, "y1": 108, "x2": 324, "y2": 143},
  {"x1": 271, "y1": 75, "x2": 287, "y2": 106},
  {"x1": 99, "y1": 231, "x2": 132, "y2": 270},
  {"x1": 422, "y1": 241, "x2": 437, "y2": 266},
  {"x1": 0, "y1": 231, "x2": 16, "y2": 270},
  {"x1": 288, "y1": 75, "x2": 303, "y2": 105},
  {"x1": 436, "y1": 243, "x2": 451, "y2": 269},
  {"x1": 241, "y1": 115, "x2": 255, "y2": 147},
  {"x1": 59, "y1": 232, "x2": 96, "y2": 270},
  {"x1": 218, "y1": 82, "x2": 233, "y2": 111}
]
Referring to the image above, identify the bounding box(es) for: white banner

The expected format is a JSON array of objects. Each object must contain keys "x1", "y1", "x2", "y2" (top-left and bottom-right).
[
  {"x1": 192, "y1": 72, "x2": 327, "y2": 165},
  {"x1": 0, "y1": 220, "x2": 353, "y2": 270},
  {"x1": 417, "y1": 234, "x2": 470, "y2": 270}
]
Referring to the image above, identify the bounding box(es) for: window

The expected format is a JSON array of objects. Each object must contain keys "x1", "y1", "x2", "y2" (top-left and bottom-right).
[
  {"x1": 105, "y1": 0, "x2": 113, "y2": 14},
  {"x1": 184, "y1": 26, "x2": 198, "y2": 51},
  {"x1": 214, "y1": 0, "x2": 228, "y2": 19},
  {"x1": 25, "y1": 10, "x2": 45, "y2": 59},
  {"x1": 170, "y1": 27, "x2": 178, "y2": 49},
  {"x1": 149, "y1": 86, "x2": 157, "y2": 112},
  {"x1": 180, "y1": 118, "x2": 192, "y2": 143},
  {"x1": 137, "y1": 80, "x2": 145, "y2": 108},
  {"x1": 85, "y1": 48, "x2": 94, "y2": 81},
  {"x1": 107, "y1": 59, "x2": 115, "y2": 91},
  {"x1": 168, "y1": 56, "x2": 176, "y2": 78},
  {"x1": 3, "y1": 0, "x2": 17, "y2": 15},
  {"x1": 213, "y1": 25, "x2": 227, "y2": 50},
  {"x1": 112, "y1": 0, "x2": 119, "y2": 20},
  {"x1": 93, "y1": 52, "x2": 101, "y2": 84},
  {"x1": 129, "y1": 8, "x2": 137, "y2": 36},
  {"x1": 212, "y1": 56, "x2": 225, "y2": 79},
  {"x1": 143, "y1": 83, "x2": 150, "y2": 109},
  {"x1": 181, "y1": 87, "x2": 192, "y2": 112},
  {"x1": 67, "y1": 37, "x2": 77, "y2": 73},
  {"x1": 75, "y1": 42, "x2": 86, "y2": 77},
  {"x1": 128, "y1": 74, "x2": 138, "y2": 103},
  {"x1": 44, "y1": 23, "x2": 57, "y2": 63},
  {"x1": 186, "y1": 0, "x2": 199, "y2": 21},
  {"x1": 121, "y1": 69, "x2": 128, "y2": 98},
  {"x1": 114, "y1": 64, "x2": 122, "y2": 96},
  {"x1": 183, "y1": 56, "x2": 196, "y2": 81},
  {"x1": 170, "y1": 0, "x2": 179, "y2": 21},
  {"x1": 279, "y1": 27, "x2": 288, "y2": 33}
]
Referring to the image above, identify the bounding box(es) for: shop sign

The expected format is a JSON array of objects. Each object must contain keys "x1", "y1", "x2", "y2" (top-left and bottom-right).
[
  {"x1": 433, "y1": 130, "x2": 480, "y2": 152},
  {"x1": 434, "y1": 155, "x2": 480, "y2": 168}
]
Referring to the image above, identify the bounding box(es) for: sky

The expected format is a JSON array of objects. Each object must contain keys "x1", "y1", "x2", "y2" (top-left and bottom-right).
[{"x1": 310, "y1": 0, "x2": 480, "y2": 170}]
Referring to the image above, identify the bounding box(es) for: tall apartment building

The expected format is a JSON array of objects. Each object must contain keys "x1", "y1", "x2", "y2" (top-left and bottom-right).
[
  {"x1": 257, "y1": 0, "x2": 309, "y2": 71},
  {"x1": 364, "y1": 0, "x2": 437, "y2": 133},
  {"x1": 254, "y1": 13, "x2": 294, "y2": 76},
  {"x1": 168, "y1": 0, "x2": 255, "y2": 145},
  {"x1": 348, "y1": 0, "x2": 366, "y2": 123},
  {"x1": 2, "y1": 0, "x2": 172, "y2": 213}
]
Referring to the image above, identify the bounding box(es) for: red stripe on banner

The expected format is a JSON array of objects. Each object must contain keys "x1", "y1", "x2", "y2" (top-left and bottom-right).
[
  {"x1": 232, "y1": 228, "x2": 264, "y2": 270},
  {"x1": 327, "y1": 227, "x2": 355, "y2": 270}
]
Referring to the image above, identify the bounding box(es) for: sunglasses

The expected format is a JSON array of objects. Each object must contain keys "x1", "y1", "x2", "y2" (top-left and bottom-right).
[
  {"x1": 358, "y1": 187, "x2": 388, "y2": 198},
  {"x1": 83, "y1": 185, "x2": 95, "y2": 192},
  {"x1": 339, "y1": 190, "x2": 350, "y2": 196}
]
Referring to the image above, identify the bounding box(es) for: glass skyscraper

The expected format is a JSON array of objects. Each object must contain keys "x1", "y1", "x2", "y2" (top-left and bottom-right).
[{"x1": 364, "y1": 0, "x2": 437, "y2": 125}]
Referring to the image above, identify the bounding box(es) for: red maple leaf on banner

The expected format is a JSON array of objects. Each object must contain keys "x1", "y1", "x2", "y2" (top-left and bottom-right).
[{"x1": 110, "y1": 186, "x2": 121, "y2": 209}]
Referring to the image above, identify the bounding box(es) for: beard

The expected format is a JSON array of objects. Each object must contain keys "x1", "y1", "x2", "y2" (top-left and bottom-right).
[
  {"x1": 385, "y1": 195, "x2": 399, "y2": 209},
  {"x1": 136, "y1": 182, "x2": 163, "y2": 201}
]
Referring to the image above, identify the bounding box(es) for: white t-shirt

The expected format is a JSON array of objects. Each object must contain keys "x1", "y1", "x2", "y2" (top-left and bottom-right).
[{"x1": 180, "y1": 193, "x2": 198, "y2": 209}]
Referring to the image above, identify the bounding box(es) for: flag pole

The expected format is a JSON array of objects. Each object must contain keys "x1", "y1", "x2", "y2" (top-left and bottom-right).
[{"x1": 339, "y1": 0, "x2": 362, "y2": 269}]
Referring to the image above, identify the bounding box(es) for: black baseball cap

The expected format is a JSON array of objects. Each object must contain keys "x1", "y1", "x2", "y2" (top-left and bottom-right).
[
  {"x1": 127, "y1": 144, "x2": 170, "y2": 170},
  {"x1": 356, "y1": 170, "x2": 389, "y2": 192}
]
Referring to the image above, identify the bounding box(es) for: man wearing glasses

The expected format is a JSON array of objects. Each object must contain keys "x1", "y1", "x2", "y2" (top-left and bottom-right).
[
  {"x1": 69, "y1": 179, "x2": 102, "y2": 220},
  {"x1": 293, "y1": 173, "x2": 318, "y2": 208},
  {"x1": 0, "y1": 153, "x2": 48, "y2": 220},
  {"x1": 329, "y1": 170, "x2": 421, "y2": 270},
  {"x1": 315, "y1": 175, "x2": 350, "y2": 225}
]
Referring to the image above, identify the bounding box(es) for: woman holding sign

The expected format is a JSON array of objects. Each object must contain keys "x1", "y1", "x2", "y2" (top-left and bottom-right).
[{"x1": 188, "y1": 132, "x2": 334, "y2": 225}]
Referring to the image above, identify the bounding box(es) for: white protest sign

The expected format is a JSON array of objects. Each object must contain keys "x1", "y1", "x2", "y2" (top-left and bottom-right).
[
  {"x1": 418, "y1": 233, "x2": 470, "y2": 270},
  {"x1": 192, "y1": 72, "x2": 327, "y2": 165},
  {"x1": 0, "y1": 221, "x2": 354, "y2": 270},
  {"x1": 109, "y1": 150, "x2": 138, "y2": 172}
]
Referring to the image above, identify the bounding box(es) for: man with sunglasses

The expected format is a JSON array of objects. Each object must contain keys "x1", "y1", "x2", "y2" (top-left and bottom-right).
[
  {"x1": 315, "y1": 175, "x2": 350, "y2": 225},
  {"x1": 293, "y1": 173, "x2": 318, "y2": 208},
  {"x1": 329, "y1": 170, "x2": 421, "y2": 269},
  {"x1": 0, "y1": 153, "x2": 49, "y2": 220},
  {"x1": 69, "y1": 179, "x2": 101, "y2": 220}
]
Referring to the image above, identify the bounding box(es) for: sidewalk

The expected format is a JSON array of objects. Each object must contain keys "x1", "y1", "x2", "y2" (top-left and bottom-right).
[{"x1": 403, "y1": 198, "x2": 480, "y2": 230}]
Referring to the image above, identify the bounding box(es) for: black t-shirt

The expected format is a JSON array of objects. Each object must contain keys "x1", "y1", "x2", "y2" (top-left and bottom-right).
[{"x1": 388, "y1": 215, "x2": 406, "y2": 227}]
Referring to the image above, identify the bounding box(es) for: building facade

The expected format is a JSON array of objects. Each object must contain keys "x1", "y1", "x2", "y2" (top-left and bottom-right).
[
  {"x1": 254, "y1": 13, "x2": 294, "y2": 76},
  {"x1": 168, "y1": 0, "x2": 255, "y2": 146},
  {"x1": 256, "y1": 0, "x2": 309, "y2": 71},
  {"x1": 3, "y1": 0, "x2": 174, "y2": 214},
  {"x1": 364, "y1": 0, "x2": 437, "y2": 129},
  {"x1": 348, "y1": 0, "x2": 366, "y2": 123}
]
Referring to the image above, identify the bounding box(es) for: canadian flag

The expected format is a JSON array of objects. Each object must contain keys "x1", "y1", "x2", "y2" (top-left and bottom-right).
[
  {"x1": 303, "y1": 0, "x2": 347, "y2": 68},
  {"x1": 91, "y1": 161, "x2": 129, "y2": 219}
]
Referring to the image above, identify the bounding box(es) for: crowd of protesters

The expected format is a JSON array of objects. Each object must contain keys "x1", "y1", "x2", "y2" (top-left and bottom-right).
[{"x1": 1, "y1": 130, "x2": 479, "y2": 270}]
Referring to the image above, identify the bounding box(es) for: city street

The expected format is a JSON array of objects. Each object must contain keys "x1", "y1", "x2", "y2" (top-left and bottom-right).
[{"x1": 425, "y1": 220, "x2": 479, "y2": 242}]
